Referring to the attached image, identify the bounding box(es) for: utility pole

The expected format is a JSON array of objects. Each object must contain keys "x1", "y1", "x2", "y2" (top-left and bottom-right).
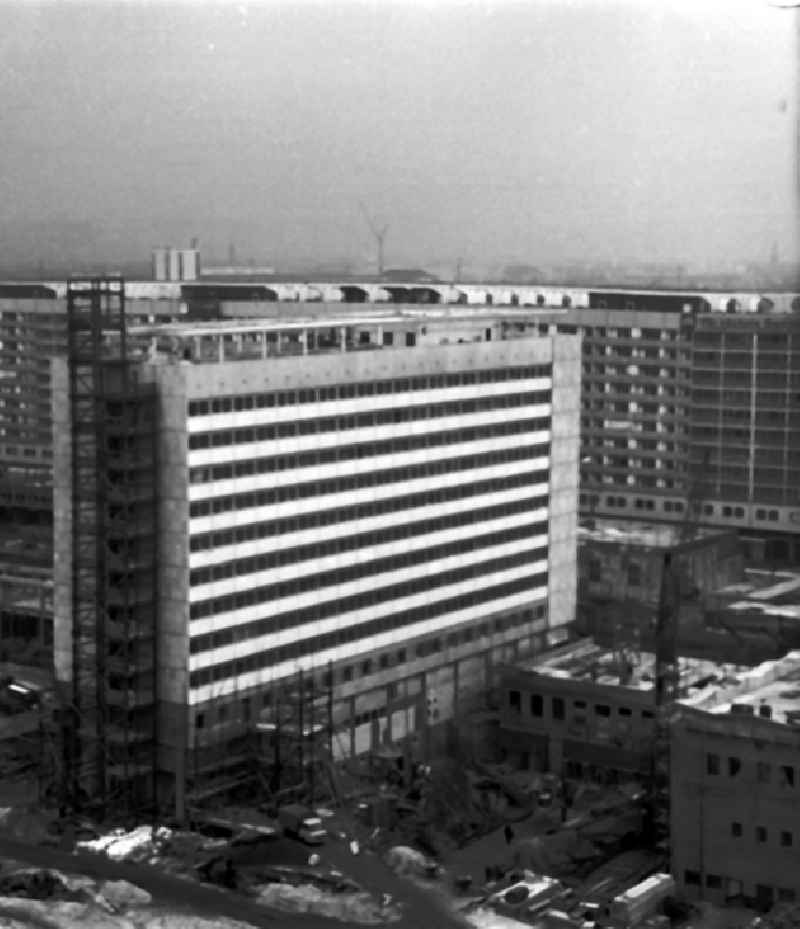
[
  {"x1": 308, "y1": 671, "x2": 315, "y2": 806},
  {"x1": 297, "y1": 668, "x2": 304, "y2": 784},
  {"x1": 327, "y1": 660, "x2": 334, "y2": 762},
  {"x1": 272, "y1": 686, "x2": 282, "y2": 794}
]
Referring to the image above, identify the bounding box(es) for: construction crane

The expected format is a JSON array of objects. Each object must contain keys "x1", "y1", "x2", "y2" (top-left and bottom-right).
[
  {"x1": 650, "y1": 549, "x2": 681, "y2": 852},
  {"x1": 358, "y1": 201, "x2": 389, "y2": 278},
  {"x1": 650, "y1": 456, "x2": 708, "y2": 851}
]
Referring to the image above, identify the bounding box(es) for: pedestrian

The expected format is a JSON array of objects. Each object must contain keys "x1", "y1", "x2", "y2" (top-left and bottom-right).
[{"x1": 504, "y1": 824, "x2": 515, "y2": 845}]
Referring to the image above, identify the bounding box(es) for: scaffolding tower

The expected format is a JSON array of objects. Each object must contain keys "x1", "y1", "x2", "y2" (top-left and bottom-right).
[
  {"x1": 254, "y1": 665, "x2": 341, "y2": 806},
  {"x1": 62, "y1": 277, "x2": 159, "y2": 818}
]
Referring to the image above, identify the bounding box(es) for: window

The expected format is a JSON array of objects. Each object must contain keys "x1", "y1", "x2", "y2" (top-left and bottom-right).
[
  {"x1": 778, "y1": 889, "x2": 796, "y2": 903},
  {"x1": 781, "y1": 765, "x2": 795, "y2": 787},
  {"x1": 396, "y1": 648, "x2": 407, "y2": 664},
  {"x1": 618, "y1": 707, "x2": 632, "y2": 717},
  {"x1": 756, "y1": 826, "x2": 768, "y2": 843},
  {"x1": 588, "y1": 559, "x2": 602, "y2": 582},
  {"x1": 361, "y1": 659, "x2": 373, "y2": 676},
  {"x1": 195, "y1": 712, "x2": 205, "y2": 729},
  {"x1": 530, "y1": 694, "x2": 544, "y2": 717},
  {"x1": 552, "y1": 697, "x2": 565, "y2": 721},
  {"x1": 728, "y1": 756, "x2": 741, "y2": 777},
  {"x1": 731, "y1": 821, "x2": 742, "y2": 837},
  {"x1": 684, "y1": 871, "x2": 701, "y2": 886},
  {"x1": 627, "y1": 563, "x2": 642, "y2": 587},
  {"x1": 594, "y1": 704, "x2": 611, "y2": 717},
  {"x1": 757, "y1": 762, "x2": 772, "y2": 783},
  {"x1": 781, "y1": 831, "x2": 793, "y2": 847},
  {"x1": 706, "y1": 875, "x2": 722, "y2": 890},
  {"x1": 509, "y1": 690, "x2": 521, "y2": 713},
  {"x1": 642, "y1": 709, "x2": 654, "y2": 720},
  {"x1": 707, "y1": 753, "x2": 720, "y2": 775},
  {"x1": 342, "y1": 666, "x2": 353, "y2": 683}
]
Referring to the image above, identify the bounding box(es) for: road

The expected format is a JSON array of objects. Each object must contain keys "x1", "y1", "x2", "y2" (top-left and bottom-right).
[{"x1": 0, "y1": 832, "x2": 471, "y2": 929}]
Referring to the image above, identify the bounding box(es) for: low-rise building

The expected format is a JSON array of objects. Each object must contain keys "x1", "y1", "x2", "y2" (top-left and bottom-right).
[
  {"x1": 671, "y1": 651, "x2": 800, "y2": 910},
  {"x1": 498, "y1": 638, "x2": 751, "y2": 780}
]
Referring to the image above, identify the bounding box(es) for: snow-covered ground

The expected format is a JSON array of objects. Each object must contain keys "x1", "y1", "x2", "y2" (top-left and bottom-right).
[{"x1": 464, "y1": 907, "x2": 539, "y2": 929}]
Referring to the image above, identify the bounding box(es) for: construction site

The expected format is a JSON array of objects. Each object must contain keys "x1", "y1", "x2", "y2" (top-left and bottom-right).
[{"x1": 0, "y1": 278, "x2": 797, "y2": 929}]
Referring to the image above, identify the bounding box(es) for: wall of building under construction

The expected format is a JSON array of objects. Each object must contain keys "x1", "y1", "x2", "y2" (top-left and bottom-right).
[
  {"x1": 671, "y1": 707, "x2": 800, "y2": 909},
  {"x1": 498, "y1": 662, "x2": 656, "y2": 777}
]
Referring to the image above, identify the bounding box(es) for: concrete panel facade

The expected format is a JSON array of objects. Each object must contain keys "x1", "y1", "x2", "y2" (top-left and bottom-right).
[
  {"x1": 51, "y1": 357, "x2": 73, "y2": 689},
  {"x1": 548, "y1": 334, "x2": 581, "y2": 629},
  {"x1": 672, "y1": 708, "x2": 800, "y2": 908}
]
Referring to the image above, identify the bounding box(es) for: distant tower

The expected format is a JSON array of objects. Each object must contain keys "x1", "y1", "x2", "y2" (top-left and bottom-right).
[{"x1": 358, "y1": 202, "x2": 389, "y2": 278}]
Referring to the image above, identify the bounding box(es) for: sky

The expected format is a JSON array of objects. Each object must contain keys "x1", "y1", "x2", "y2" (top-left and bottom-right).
[{"x1": 0, "y1": 0, "x2": 797, "y2": 274}]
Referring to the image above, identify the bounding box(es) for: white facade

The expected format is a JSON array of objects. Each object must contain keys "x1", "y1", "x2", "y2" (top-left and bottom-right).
[{"x1": 145, "y1": 334, "x2": 580, "y2": 732}]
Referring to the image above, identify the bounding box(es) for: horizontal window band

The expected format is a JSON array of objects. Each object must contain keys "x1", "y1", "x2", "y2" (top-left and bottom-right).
[
  {"x1": 189, "y1": 442, "x2": 549, "y2": 516},
  {"x1": 190, "y1": 519, "x2": 548, "y2": 604},
  {"x1": 188, "y1": 570, "x2": 549, "y2": 686},
  {"x1": 190, "y1": 501, "x2": 548, "y2": 581},
  {"x1": 187, "y1": 365, "x2": 554, "y2": 417},
  {"x1": 190, "y1": 469, "x2": 549, "y2": 553},
  {"x1": 189, "y1": 548, "x2": 548, "y2": 645}
]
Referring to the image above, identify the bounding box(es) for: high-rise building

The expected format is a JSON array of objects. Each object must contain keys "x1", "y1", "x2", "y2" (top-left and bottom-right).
[
  {"x1": 52, "y1": 305, "x2": 581, "y2": 816},
  {"x1": 531, "y1": 292, "x2": 800, "y2": 562}
]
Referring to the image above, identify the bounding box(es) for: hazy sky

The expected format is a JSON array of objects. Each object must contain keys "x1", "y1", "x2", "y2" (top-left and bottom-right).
[{"x1": 1, "y1": 0, "x2": 797, "y2": 272}]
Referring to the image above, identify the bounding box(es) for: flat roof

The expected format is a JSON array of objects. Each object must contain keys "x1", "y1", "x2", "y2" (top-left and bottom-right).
[
  {"x1": 517, "y1": 638, "x2": 749, "y2": 695},
  {"x1": 578, "y1": 519, "x2": 719, "y2": 549},
  {"x1": 713, "y1": 570, "x2": 800, "y2": 621},
  {"x1": 516, "y1": 637, "x2": 800, "y2": 725}
]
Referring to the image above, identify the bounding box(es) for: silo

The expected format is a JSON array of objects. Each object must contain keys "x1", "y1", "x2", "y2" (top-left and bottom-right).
[
  {"x1": 179, "y1": 249, "x2": 199, "y2": 281},
  {"x1": 168, "y1": 248, "x2": 181, "y2": 282}
]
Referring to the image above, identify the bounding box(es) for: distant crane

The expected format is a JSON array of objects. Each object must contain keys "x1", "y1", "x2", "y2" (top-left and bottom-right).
[{"x1": 358, "y1": 201, "x2": 389, "y2": 278}]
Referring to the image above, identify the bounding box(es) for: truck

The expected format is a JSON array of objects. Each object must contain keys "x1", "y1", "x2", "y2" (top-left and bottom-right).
[
  {"x1": 602, "y1": 873, "x2": 675, "y2": 928},
  {"x1": 277, "y1": 804, "x2": 327, "y2": 845}
]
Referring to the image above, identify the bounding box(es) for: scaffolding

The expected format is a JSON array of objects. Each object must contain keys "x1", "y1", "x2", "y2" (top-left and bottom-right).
[
  {"x1": 185, "y1": 664, "x2": 350, "y2": 813},
  {"x1": 62, "y1": 277, "x2": 159, "y2": 819}
]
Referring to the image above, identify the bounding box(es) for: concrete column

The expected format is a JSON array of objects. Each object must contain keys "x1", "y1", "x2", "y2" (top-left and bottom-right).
[
  {"x1": 300, "y1": 329, "x2": 308, "y2": 355},
  {"x1": 339, "y1": 327, "x2": 347, "y2": 352},
  {"x1": 261, "y1": 332, "x2": 268, "y2": 359},
  {"x1": 217, "y1": 336, "x2": 224, "y2": 363}
]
